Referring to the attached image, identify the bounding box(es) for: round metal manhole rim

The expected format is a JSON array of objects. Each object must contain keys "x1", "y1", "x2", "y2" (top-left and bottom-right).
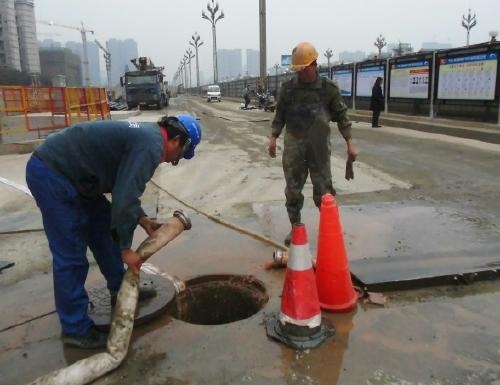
[{"x1": 167, "y1": 274, "x2": 269, "y2": 325}]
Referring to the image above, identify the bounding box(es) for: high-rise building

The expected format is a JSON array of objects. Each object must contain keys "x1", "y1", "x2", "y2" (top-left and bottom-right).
[
  {"x1": 65, "y1": 40, "x2": 100, "y2": 86},
  {"x1": 15, "y1": 0, "x2": 40, "y2": 74},
  {"x1": 217, "y1": 48, "x2": 242, "y2": 81},
  {"x1": 38, "y1": 39, "x2": 62, "y2": 49},
  {"x1": 0, "y1": 0, "x2": 21, "y2": 70},
  {"x1": 420, "y1": 42, "x2": 453, "y2": 51},
  {"x1": 39, "y1": 47, "x2": 82, "y2": 86},
  {"x1": 246, "y1": 49, "x2": 259, "y2": 77},
  {"x1": 107, "y1": 38, "x2": 138, "y2": 86},
  {"x1": 338, "y1": 50, "x2": 366, "y2": 63}
]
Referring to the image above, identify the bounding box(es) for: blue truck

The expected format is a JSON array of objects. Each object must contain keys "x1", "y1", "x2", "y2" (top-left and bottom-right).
[{"x1": 120, "y1": 57, "x2": 169, "y2": 110}]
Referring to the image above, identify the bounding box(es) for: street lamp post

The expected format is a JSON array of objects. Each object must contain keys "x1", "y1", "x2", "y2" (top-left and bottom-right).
[
  {"x1": 182, "y1": 56, "x2": 189, "y2": 90},
  {"x1": 186, "y1": 48, "x2": 195, "y2": 90},
  {"x1": 374, "y1": 34, "x2": 387, "y2": 57},
  {"x1": 462, "y1": 9, "x2": 477, "y2": 46},
  {"x1": 189, "y1": 32, "x2": 204, "y2": 89},
  {"x1": 324, "y1": 48, "x2": 333, "y2": 78},
  {"x1": 202, "y1": 0, "x2": 224, "y2": 84},
  {"x1": 273, "y1": 63, "x2": 280, "y2": 92}
]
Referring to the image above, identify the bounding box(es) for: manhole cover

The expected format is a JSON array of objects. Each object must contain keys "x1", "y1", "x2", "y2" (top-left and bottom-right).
[
  {"x1": 168, "y1": 274, "x2": 269, "y2": 325},
  {"x1": 88, "y1": 273, "x2": 176, "y2": 330}
]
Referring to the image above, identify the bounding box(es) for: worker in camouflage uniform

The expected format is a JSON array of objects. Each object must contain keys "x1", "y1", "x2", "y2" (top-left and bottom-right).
[{"x1": 268, "y1": 42, "x2": 357, "y2": 245}]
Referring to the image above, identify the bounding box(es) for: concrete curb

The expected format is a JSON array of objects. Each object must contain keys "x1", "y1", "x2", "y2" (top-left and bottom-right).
[
  {"x1": 0, "y1": 140, "x2": 43, "y2": 155},
  {"x1": 350, "y1": 112, "x2": 500, "y2": 145}
]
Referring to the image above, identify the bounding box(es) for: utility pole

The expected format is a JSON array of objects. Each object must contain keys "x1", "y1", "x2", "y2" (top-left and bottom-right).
[
  {"x1": 189, "y1": 32, "x2": 204, "y2": 88},
  {"x1": 95, "y1": 39, "x2": 111, "y2": 90},
  {"x1": 202, "y1": 0, "x2": 224, "y2": 84},
  {"x1": 259, "y1": 0, "x2": 267, "y2": 90},
  {"x1": 39, "y1": 20, "x2": 94, "y2": 86},
  {"x1": 374, "y1": 34, "x2": 386, "y2": 57},
  {"x1": 462, "y1": 9, "x2": 477, "y2": 46}
]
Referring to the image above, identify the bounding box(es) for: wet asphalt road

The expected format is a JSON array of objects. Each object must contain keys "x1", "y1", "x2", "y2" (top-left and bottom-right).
[{"x1": 1, "y1": 96, "x2": 500, "y2": 385}]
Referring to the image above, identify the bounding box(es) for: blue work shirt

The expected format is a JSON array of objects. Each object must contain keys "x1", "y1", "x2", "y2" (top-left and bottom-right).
[{"x1": 35, "y1": 119, "x2": 164, "y2": 250}]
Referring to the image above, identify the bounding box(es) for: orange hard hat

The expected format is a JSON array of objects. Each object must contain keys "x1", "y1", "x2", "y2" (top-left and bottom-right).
[{"x1": 290, "y1": 42, "x2": 318, "y2": 71}]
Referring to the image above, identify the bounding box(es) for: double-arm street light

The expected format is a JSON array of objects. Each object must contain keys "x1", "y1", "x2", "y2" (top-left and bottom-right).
[
  {"x1": 189, "y1": 32, "x2": 204, "y2": 88},
  {"x1": 186, "y1": 48, "x2": 195, "y2": 90},
  {"x1": 202, "y1": 0, "x2": 224, "y2": 84},
  {"x1": 462, "y1": 9, "x2": 477, "y2": 46},
  {"x1": 324, "y1": 48, "x2": 333, "y2": 77}
]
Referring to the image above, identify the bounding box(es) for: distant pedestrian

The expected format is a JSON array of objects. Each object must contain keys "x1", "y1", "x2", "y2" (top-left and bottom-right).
[
  {"x1": 242, "y1": 85, "x2": 251, "y2": 109},
  {"x1": 370, "y1": 77, "x2": 384, "y2": 127}
]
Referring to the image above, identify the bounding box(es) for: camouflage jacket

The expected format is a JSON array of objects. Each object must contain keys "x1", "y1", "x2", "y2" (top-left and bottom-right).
[{"x1": 271, "y1": 75, "x2": 352, "y2": 140}]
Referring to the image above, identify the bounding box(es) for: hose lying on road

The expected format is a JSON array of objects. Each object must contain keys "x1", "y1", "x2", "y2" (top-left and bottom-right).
[
  {"x1": 150, "y1": 178, "x2": 287, "y2": 251},
  {"x1": 26, "y1": 210, "x2": 191, "y2": 385}
]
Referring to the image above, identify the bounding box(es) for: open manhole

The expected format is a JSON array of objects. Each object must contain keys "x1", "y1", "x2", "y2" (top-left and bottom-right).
[{"x1": 168, "y1": 274, "x2": 269, "y2": 325}]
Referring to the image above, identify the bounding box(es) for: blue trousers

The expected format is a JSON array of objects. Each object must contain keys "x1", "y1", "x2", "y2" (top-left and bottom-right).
[{"x1": 26, "y1": 155, "x2": 125, "y2": 336}]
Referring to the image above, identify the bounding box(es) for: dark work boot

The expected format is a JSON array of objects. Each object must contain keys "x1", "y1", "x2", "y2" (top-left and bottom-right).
[
  {"x1": 61, "y1": 326, "x2": 108, "y2": 349},
  {"x1": 284, "y1": 231, "x2": 292, "y2": 247},
  {"x1": 110, "y1": 279, "x2": 157, "y2": 307}
]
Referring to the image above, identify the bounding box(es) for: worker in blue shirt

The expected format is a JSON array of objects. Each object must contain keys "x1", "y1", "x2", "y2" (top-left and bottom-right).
[{"x1": 25, "y1": 115, "x2": 202, "y2": 349}]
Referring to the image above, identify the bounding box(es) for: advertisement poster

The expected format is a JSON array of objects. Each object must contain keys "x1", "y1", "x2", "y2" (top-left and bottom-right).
[
  {"x1": 356, "y1": 66, "x2": 384, "y2": 97},
  {"x1": 281, "y1": 55, "x2": 292, "y2": 67},
  {"x1": 390, "y1": 61, "x2": 430, "y2": 98},
  {"x1": 437, "y1": 53, "x2": 497, "y2": 100},
  {"x1": 333, "y1": 69, "x2": 353, "y2": 96}
]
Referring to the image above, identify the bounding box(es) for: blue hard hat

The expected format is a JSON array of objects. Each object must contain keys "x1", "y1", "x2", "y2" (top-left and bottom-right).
[{"x1": 176, "y1": 114, "x2": 202, "y2": 160}]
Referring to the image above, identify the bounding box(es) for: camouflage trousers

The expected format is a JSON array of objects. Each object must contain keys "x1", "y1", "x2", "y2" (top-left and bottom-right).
[{"x1": 282, "y1": 132, "x2": 336, "y2": 225}]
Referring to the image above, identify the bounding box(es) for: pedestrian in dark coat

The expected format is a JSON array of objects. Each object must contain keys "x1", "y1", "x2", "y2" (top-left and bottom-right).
[{"x1": 370, "y1": 77, "x2": 384, "y2": 127}]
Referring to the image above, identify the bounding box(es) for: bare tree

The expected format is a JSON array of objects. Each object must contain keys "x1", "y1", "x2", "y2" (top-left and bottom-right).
[{"x1": 374, "y1": 34, "x2": 387, "y2": 57}]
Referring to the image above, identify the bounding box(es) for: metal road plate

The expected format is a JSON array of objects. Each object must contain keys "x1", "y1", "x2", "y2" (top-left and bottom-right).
[
  {"x1": 250, "y1": 202, "x2": 500, "y2": 291},
  {"x1": 87, "y1": 273, "x2": 176, "y2": 330},
  {"x1": 340, "y1": 202, "x2": 500, "y2": 291}
]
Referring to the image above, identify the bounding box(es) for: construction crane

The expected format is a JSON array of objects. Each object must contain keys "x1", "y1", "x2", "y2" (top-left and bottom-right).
[
  {"x1": 39, "y1": 20, "x2": 94, "y2": 87},
  {"x1": 95, "y1": 39, "x2": 111, "y2": 90}
]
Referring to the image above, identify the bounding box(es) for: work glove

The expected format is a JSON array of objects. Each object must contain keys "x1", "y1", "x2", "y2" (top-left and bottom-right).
[{"x1": 345, "y1": 158, "x2": 354, "y2": 180}]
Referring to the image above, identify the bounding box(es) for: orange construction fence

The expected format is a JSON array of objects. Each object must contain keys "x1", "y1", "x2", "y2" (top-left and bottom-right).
[{"x1": 0, "y1": 86, "x2": 110, "y2": 139}]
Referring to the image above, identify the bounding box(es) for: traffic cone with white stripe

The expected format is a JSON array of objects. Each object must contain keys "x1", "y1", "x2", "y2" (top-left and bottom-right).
[{"x1": 265, "y1": 223, "x2": 335, "y2": 350}]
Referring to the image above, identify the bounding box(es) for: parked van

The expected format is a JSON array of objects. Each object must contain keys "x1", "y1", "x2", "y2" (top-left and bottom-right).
[{"x1": 207, "y1": 84, "x2": 222, "y2": 102}]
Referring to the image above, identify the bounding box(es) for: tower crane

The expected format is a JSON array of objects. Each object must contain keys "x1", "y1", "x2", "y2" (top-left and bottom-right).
[
  {"x1": 94, "y1": 39, "x2": 111, "y2": 90},
  {"x1": 39, "y1": 20, "x2": 94, "y2": 86}
]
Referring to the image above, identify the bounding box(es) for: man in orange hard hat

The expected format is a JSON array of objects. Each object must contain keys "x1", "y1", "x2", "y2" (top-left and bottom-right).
[{"x1": 268, "y1": 42, "x2": 357, "y2": 246}]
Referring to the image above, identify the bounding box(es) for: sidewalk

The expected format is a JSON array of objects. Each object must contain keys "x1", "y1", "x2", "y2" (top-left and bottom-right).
[{"x1": 349, "y1": 109, "x2": 500, "y2": 144}]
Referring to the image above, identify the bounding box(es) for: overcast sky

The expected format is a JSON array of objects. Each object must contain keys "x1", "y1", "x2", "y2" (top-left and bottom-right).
[{"x1": 35, "y1": 0, "x2": 499, "y2": 81}]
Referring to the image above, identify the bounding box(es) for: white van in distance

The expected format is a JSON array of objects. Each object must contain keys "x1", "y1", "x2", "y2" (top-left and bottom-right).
[{"x1": 207, "y1": 85, "x2": 222, "y2": 102}]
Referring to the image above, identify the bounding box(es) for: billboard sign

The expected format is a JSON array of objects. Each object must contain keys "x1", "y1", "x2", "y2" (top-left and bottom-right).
[
  {"x1": 437, "y1": 53, "x2": 497, "y2": 100},
  {"x1": 281, "y1": 55, "x2": 292, "y2": 67},
  {"x1": 390, "y1": 60, "x2": 430, "y2": 99},
  {"x1": 356, "y1": 65, "x2": 384, "y2": 97},
  {"x1": 333, "y1": 69, "x2": 353, "y2": 96}
]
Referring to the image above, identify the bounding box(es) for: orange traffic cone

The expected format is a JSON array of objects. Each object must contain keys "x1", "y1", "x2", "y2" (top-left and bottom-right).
[
  {"x1": 315, "y1": 194, "x2": 358, "y2": 312},
  {"x1": 265, "y1": 223, "x2": 334, "y2": 350}
]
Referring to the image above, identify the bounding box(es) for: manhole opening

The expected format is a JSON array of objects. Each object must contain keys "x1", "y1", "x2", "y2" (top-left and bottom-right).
[{"x1": 167, "y1": 274, "x2": 269, "y2": 325}]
